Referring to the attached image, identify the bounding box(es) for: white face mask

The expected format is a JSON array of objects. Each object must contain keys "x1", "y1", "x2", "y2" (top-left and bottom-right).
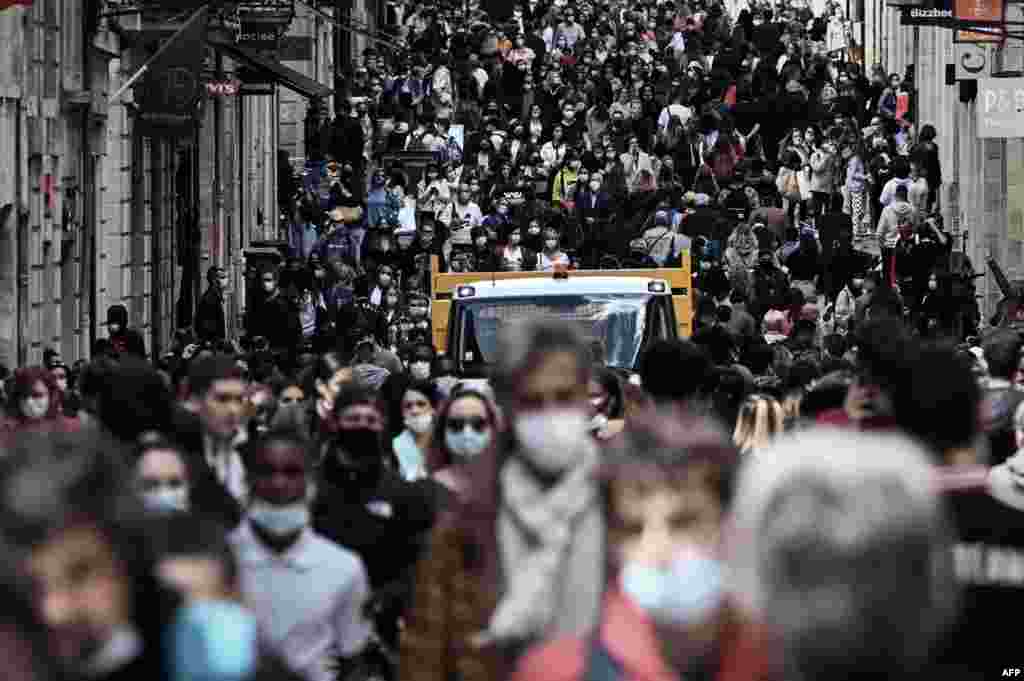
[
  {"x1": 108, "y1": 323, "x2": 122, "y2": 334},
  {"x1": 142, "y1": 486, "x2": 189, "y2": 514},
  {"x1": 620, "y1": 547, "x2": 723, "y2": 626},
  {"x1": 248, "y1": 498, "x2": 310, "y2": 537},
  {"x1": 405, "y1": 412, "x2": 434, "y2": 434},
  {"x1": 262, "y1": 281, "x2": 276, "y2": 293},
  {"x1": 445, "y1": 426, "x2": 492, "y2": 460},
  {"x1": 510, "y1": 234, "x2": 522, "y2": 245},
  {"x1": 589, "y1": 180, "x2": 601, "y2": 192},
  {"x1": 928, "y1": 280, "x2": 938, "y2": 291},
  {"x1": 513, "y1": 408, "x2": 589, "y2": 475},
  {"x1": 22, "y1": 395, "x2": 49, "y2": 420},
  {"x1": 409, "y1": 361, "x2": 432, "y2": 380}
]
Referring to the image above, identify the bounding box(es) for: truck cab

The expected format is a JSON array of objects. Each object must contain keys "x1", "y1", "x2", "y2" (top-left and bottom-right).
[{"x1": 429, "y1": 257, "x2": 692, "y2": 377}]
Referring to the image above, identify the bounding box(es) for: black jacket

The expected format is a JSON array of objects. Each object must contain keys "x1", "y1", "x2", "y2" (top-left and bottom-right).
[
  {"x1": 245, "y1": 291, "x2": 299, "y2": 350},
  {"x1": 109, "y1": 328, "x2": 147, "y2": 359},
  {"x1": 194, "y1": 285, "x2": 226, "y2": 342}
]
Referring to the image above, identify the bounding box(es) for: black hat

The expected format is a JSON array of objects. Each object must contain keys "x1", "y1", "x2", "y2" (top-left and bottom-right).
[{"x1": 103, "y1": 304, "x2": 128, "y2": 326}]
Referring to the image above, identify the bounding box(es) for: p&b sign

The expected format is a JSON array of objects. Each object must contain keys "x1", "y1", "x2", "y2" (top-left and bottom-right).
[{"x1": 977, "y1": 78, "x2": 1024, "y2": 138}]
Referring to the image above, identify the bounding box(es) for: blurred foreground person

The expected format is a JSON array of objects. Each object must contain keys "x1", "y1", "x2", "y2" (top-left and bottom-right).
[
  {"x1": 730, "y1": 429, "x2": 955, "y2": 681},
  {"x1": 1, "y1": 366, "x2": 78, "y2": 440},
  {"x1": 0, "y1": 431, "x2": 178, "y2": 681},
  {"x1": 512, "y1": 410, "x2": 770, "y2": 681},
  {"x1": 232, "y1": 426, "x2": 371, "y2": 681},
  {"x1": 894, "y1": 343, "x2": 1024, "y2": 680},
  {"x1": 817, "y1": 319, "x2": 907, "y2": 431},
  {"x1": 152, "y1": 512, "x2": 307, "y2": 681},
  {"x1": 400, "y1": 319, "x2": 602, "y2": 681},
  {"x1": 0, "y1": 554, "x2": 61, "y2": 681}
]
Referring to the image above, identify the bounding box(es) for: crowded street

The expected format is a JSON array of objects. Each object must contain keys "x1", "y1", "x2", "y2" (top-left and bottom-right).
[{"x1": 0, "y1": 0, "x2": 1022, "y2": 679}]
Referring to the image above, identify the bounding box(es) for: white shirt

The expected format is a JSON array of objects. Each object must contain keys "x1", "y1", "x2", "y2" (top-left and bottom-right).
[
  {"x1": 658, "y1": 103, "x2": 693, "y2": 130},
  {"x1": 230, "y1": 522, "x2": 372, "y2": 681},
  {"x1": 539, "y1": 251, "x2": 570, "y2": 272},
  {"x1": 203, "y1": 433, "x2": 247, "y2": 503}
]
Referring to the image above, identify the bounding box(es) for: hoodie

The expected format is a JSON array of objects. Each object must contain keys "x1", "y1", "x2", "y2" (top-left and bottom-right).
[{"x1": 876, "y1": 200, "x2": 916, "y2": 249}]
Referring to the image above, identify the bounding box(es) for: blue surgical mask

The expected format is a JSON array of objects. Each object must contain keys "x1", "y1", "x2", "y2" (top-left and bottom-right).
[
  {"x1": 445, "y1": 427, "x2": 492, "y2": 460},
  {"x1": 620, "y1": 550, "x2": 723, "y2": 626},
  {"x1": 248, "y1": 499, "x2": 310, "y2": 537},
  {"x1": 169, "y1": 600, "x2": 258, "y2": 681}
]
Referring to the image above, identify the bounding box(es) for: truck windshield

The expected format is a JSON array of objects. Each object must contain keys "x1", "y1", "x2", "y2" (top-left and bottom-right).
[{"x1": 457, "y1": 294, "x2": 651, "y2": 370}]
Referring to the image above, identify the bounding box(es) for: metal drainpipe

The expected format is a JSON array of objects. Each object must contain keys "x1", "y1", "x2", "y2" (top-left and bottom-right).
[{"x1": 82, "y1": 7, "x2": 94, "y2": 357}]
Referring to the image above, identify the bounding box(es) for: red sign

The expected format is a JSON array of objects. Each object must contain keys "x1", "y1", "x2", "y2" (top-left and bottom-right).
[
  {"x1": 955, "y1": 0, "x2": 1006, "y2": 43},
  {"x1": 206, "y1": 80, "x2": 241, "y2": 96},
  {"x1": 0, "y1": 0, "x2": 33, "y2": 8}
]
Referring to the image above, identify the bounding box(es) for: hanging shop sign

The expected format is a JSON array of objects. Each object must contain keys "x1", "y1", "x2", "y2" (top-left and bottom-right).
[
  {"x1": 206, "y1": 79, "x2": 241, "y2": 96},
  {"x1": 899, "y1": 0, "x2": 1006, "y2": 40},
  {"x1": 956, "y1": 43, "x2": 994, "y2": 79},
  {"x1": 237, "y1": 20, "x2": 280, "y2": 49},
  {"x1": 955, "y1": 0, "x2": 1006, "y2": 42},
  {"x1": 977, "y1": 77, "x2": 1024, "y2": 138}
]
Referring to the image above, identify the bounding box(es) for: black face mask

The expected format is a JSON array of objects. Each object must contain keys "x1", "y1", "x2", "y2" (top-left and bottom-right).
[{"x1": 322, "y1": 428, "x2": 384, "y2": 488}]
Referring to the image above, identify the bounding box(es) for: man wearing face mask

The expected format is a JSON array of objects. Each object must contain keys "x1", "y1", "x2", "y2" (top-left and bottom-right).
[
  {"x1": 103, "y1": 304, "x2": 147, "y2": 359},
  {"x1": 314, "y1": 387, "x2": 437, "y2": 649},
  {"x1": 195, "y1": 266, "x2": 229, "y2": 343},
  {"x1": 470, "y1": 226, "x2": 500, "y2": 272},
  {"x1": 231, "y1": 428, "x2": 372, "y2": 681},
  {"x1": 512, "y1": 412, "x2": 771, "y2": 681},
  {"x1": 246, "y1": 268, "x2": 300, "y2": 352},
  {"x1": 576, "y1": 171, "x2": 613, "y2": 267}
]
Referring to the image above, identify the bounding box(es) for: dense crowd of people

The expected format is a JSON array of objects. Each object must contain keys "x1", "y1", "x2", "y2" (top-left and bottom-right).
[{"x1": 0, "y1": 1, "x2": 1015, "y2": 681}]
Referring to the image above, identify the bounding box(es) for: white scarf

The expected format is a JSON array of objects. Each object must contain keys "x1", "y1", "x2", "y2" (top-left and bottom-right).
[{"x1": 486, "y1": 445, "x2": 604, "y2": 645}]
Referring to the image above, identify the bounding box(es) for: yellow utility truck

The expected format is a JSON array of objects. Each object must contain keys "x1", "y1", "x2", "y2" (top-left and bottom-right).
[{"x1": 429, "y1": 256, "x2": 693, "y2": 376}]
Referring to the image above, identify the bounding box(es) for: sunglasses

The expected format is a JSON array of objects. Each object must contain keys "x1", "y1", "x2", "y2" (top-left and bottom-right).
[{"x1": 447, "y1": 416, "x2": 489, "y2": 433}]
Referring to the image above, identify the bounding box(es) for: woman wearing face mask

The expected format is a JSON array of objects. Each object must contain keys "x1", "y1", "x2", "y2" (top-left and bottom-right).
[
  {"x1": 1, "y1": 366, "x2": 78, "y2": 438},
  {"x1": 538, "y1": 228, "x2": 570, "y2": 272},
  {"x1": 915, "y1": 270, "x2": 952, "y2": 338},
  {"x1": 399, "y1": 319, "x2": 604, "y2": 678},
  {"x1": 425, "y1": 388, "x2": 499, "y2": 499},
  {"x1": 511, "y1": 411, "x2": 772, "y2": 681},
  {"x1": 832, "y1": 272, "x2": 864, "y2": 334},
  {"x1": 588, "y1": 367, "x2": 625, "y2": 441},
  {"x1": 368, "y1": 263, "x2": 396, "y2": 307},
  {"x1": 375, "y1": 285, "x2": 403, "y2": 343},
  {"x1": 134, "y1": 433, "x2": 192, "y2": 514},
  {"x1": 391, "y1": 380, "x2": 440, "y2": 482},
  {"x1": 501, "y1": 226, "x2": 538, "y2": 272}
]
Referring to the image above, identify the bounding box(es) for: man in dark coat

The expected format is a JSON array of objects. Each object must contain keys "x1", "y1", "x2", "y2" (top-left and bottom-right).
[
  {"x1": 245, "y1": 268, "x2": 299, "y2": 352},
  {"x1": 103, "y1": 304, "x2": 147, "y2": 359},
  {"x1": 195, "y1": 266, "x2": 228, "y2": 343}
]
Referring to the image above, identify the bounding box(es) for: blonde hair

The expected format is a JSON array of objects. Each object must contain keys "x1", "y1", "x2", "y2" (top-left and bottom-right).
[{"x1": 733, "y1": 394, "x2": 786, "y2": 454}]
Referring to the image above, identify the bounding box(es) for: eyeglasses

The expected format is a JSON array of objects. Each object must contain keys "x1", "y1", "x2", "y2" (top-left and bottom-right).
[{"x1": 447, "y1": 416, "x2": 489, "y2": 433}]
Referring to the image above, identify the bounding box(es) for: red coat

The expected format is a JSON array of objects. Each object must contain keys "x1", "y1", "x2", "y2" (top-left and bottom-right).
[{"x1": 511, "y1": 588, "x2": 775, "y2": 681}]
